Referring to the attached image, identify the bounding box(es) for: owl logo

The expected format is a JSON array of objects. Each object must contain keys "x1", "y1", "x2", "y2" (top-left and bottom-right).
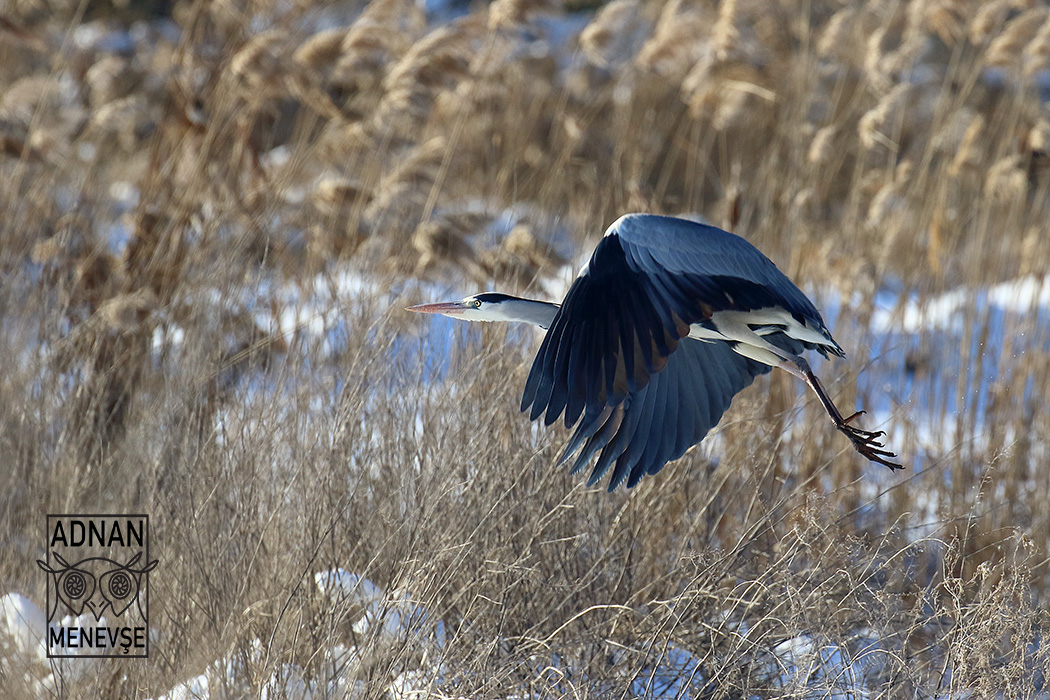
[{"x1": 37, "y1": 552, "x2": 158, "y2": 622}]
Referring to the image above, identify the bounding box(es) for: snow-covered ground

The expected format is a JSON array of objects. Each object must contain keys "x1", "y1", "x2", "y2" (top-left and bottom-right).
[
  {"x1": 1, "y1": 572, "x2": 900, "y2": 699},
  {"x1": 2, "y1": 570, "x2": 447, "y2": 700},
  {"x1": 0, "y1": 578, "x2": 935, "y2": 698},
  {"x1": 860, "y1": 274, "x2": 1050, "y2": 463},
  {"x1": 0, "y1": 593, "x2": 134, "y2": 695}
]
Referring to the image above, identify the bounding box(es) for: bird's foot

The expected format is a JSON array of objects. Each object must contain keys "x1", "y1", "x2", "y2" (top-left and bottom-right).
[
  {"x1": 836, "y1": 416, "x2": 902, "y2": 470},
  {"x1": 840, "y1": 411, "x2": 885, "y2": 439}
]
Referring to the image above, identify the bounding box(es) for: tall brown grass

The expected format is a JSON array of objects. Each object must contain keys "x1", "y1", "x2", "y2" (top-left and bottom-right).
[{"x1": 1, "y1": 0, "x2": 1049, "y2": 697}]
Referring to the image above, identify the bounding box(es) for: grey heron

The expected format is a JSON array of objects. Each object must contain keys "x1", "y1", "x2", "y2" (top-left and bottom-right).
[{"x1": 408, "y1": 213, "x2": 900, "y2": 490}]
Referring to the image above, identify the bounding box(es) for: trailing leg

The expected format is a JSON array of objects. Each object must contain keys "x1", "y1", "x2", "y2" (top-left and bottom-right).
[{"x1": 780, "y1": 355, "x2": 902, "y2": 470}]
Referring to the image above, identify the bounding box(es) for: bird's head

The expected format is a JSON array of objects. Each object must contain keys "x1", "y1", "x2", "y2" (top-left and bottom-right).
[{"x1": 407, "y1": 292, "x2": 523, "y2": 323}]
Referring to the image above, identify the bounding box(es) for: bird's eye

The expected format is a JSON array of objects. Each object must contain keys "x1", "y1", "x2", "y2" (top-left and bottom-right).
[{"x1": 473, "y1": 299, "x2": 482, "y2": 308}]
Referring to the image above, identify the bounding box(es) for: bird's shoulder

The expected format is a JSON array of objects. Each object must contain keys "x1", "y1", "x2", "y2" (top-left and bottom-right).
[
  {"x1": 605, "y1": 213, "x2": 772, "y2": 266},
  {"x1": 590, "y1": 213, "x2": 826, "y2": 326}
]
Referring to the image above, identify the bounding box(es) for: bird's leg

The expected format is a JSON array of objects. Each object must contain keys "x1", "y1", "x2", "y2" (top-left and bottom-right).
[{"x1": 779, "y1": 355, "x2": 902, "y2": 470}]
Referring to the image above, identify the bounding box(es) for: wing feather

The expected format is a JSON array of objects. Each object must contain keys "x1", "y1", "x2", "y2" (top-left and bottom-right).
[
  {"x1": 524, "y1": 213, "x2": 831, "y2": 489},
  {"x1": 557, "y1": 339, "x2": 771, "y2": 490},
  {"x1": 604, "y1": 380, "x2": 658, "y2": 488}
]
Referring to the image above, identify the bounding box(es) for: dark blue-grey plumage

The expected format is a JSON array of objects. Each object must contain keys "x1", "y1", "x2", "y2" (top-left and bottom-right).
[
  {"x1": 558, "y1": 338, "x2": 771, "y2": 490},
  {"x1": 521, "y1": 214, "x2": 838, "y2": 457}
]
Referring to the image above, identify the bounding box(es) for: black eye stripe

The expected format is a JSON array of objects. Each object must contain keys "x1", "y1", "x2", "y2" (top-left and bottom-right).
[{"x1": 473, "y1": 292, "x2": 515, "y2": 304}]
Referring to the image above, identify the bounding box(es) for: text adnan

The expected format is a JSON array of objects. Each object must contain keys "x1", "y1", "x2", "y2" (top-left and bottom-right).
[{"x1": 49, "y1": 519, "x2": 144, "y2": 548}]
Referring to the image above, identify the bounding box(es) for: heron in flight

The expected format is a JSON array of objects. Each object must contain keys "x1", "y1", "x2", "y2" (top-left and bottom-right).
[{"x1": 408, "y1": 214, "x2": 900, "y2": 490}]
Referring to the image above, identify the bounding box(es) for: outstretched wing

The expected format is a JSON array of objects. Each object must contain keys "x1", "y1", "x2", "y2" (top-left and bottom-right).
[
  {"x1": 557, "y1": 338, "x2": 771, "y2": 490},
  {"x1": 522, "y1": 214, "x2": 828, "y2": 432}
]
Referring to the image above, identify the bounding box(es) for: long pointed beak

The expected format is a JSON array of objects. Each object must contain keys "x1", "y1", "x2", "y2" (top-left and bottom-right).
[{"x1": 406, "y1": 301, "x2": 469, "y2": 316}]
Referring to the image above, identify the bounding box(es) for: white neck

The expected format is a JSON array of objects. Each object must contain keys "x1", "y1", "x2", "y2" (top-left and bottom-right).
[{"x1": 489, "y1": 297, "x2": 560, "y2": 329}]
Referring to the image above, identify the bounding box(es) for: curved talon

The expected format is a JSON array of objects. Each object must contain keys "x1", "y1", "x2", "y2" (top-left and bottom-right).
[
  {"x1": 851, "y1": 438, "x2": 902, "y2": 469},
  {"x1": 842, "y1": 410, "x2": 866, "y2": 425},
  {"x1": 848, "y1": 432, "x2": 885, "y2": 450},
  {"x1": 837, "y1": 424, "x2": 883, "y2": 441}
]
